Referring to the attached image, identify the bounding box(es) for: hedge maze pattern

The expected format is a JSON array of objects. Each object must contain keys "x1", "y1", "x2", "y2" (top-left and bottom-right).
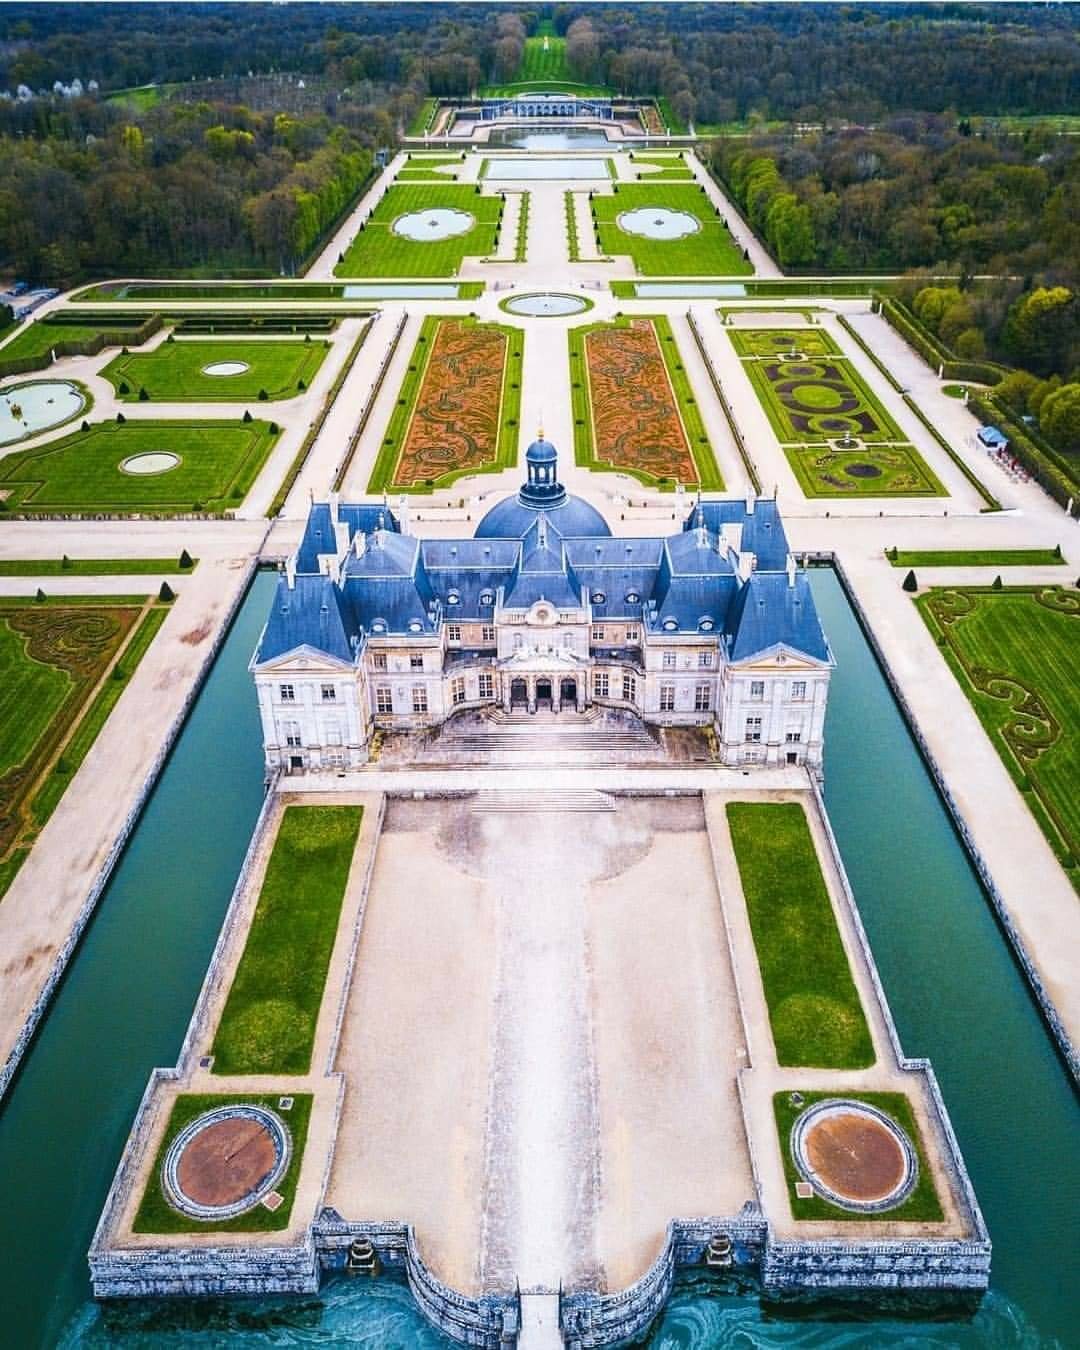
[
  {"x1": 584, "y1": 319, "x2": 697, "y2": 485},
  {"x1": 393, "y1": 320, "x2": 507, "y2": 487}
]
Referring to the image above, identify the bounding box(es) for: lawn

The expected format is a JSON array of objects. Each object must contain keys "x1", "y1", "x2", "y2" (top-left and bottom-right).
[
  {"x1": 726, "y1": 801, "x2": 874, "y2": 1069},
  {"x1": 334, "y1": 184, "x2": 504, "y2": 278},
  {"x1": 0, "y1": 598, "x2": 164, "y2": 902},
  {"x1": 0, "y1": 320, "x2": 145, "y2": 363},
  {"x1": 591, "y1": 183, "x2": 752, "y2": 276},
  {"x1": 740, "y1": 352, "x2": 905, "y2": 444},
  {"x1": 210, "y1": 805, "x2": 363, "y2": 1075},
  {"x1": 132, "y1": 1093, "x2": 313, "y2": 1234},
  {"x1": 773, "y1": 1090, "x2": 943, "y2": 1223},
  {"x1": 0, "y1": 557, "x2": 197, "y2": 575},
  {"x1": 0, "y1": 419, "x2": 280, "y2": 514},
  {"x1": 479, "y1": 23, "x2": 613, "y2": 97},
  {"x1": 888, "y1": 548, "x2": 1064, "y2": 568},
  {"x1": 629, "y1": 153, "x2": 695, "y2": 181},
  {"x1": 406, "y1": 97, "x2": 438, "y2": 136},
  {"x1": 917, "y1": 586, "x2": 1079, "y2": 885},
  {"x1": 101, "y1": 339, "x2": 329, "y2": 402},
  {"x1": 569, "y1": 315, "x2": 723, "y2": 490},
  {"x1": 783, "y1": 443, "x2": 945, "y2": 498},
  {"x1": 368, "y1": 315, "x2": 523, "y2": 493}
]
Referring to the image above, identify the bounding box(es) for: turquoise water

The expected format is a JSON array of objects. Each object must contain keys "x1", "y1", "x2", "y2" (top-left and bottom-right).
[
  {"x1": 0, "y1": 568, "x2": 1075, "y2": 1348},
  {"x1": 483, "y1": 157, "x2": 610, "y2": 180},
  {"x1": 0, "y1": 379, "x2": 86, "y2": 444}
]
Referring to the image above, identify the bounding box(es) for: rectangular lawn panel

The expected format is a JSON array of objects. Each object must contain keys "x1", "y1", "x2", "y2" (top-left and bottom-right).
[
  {"x1": 101, "y1": 339, "x2": 329, "y2": 402},
  {"x1": 210, "y1": 804, "x2": 363, "y2": 1075},
  {"x1": 570, "y1": 315, "x2": 723, "y2": 490},
  {"x1": 0, "y1": 557, "x2": 197, "y2": 576},
  {"x1": 726, "y1": 801, "x2": 874, "y2": 1068},
  {"x1": 917, "y1": 586, "x2": 1079, "y2": 887},
  {"x1": 591, "y1": 183, "x2": 752, "y2": 276},
  {"x1": 132, "y1": 1093, "x2": 313, "y2": 1234},
  {"x1": 889, "y1": 548, "x2": 1064, "y2": 568},
  {"x1": 772, "y1": 1090, "x2": 944, "y2": 1223},
  {"x1": 368, "y1": 315, "x2": 523, "y2": 493},
  {"x1": 0, "y1": 598, "x2": 161, "y2": 901},
  {"x1": 334, "y1": 185, "x2": 504, "y2": 278},
  {"x1": 0, "y1": 419, "x2": 280, "y2": 514}
]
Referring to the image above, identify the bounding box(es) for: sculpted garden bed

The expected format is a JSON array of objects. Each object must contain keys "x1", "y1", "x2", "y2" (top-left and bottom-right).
[
  {"x1": 368, "y1": 316, "x2": 522, "y2": 493},
  {"x1": 570, "y1": 315, "x2": 723, "y2": 490}
]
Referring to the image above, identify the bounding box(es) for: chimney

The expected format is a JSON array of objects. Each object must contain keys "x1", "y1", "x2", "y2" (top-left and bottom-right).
[
  {"x1": 354, "y1": 530, "x2": 366, "y2": 558},
  {"x1": 328, "y1": 490, "x2": 340, "y2": 527},
  {"x1": 737, "y1": 551, "x2": 754, "y2": 582},
  {"x1": 786, "y1": 553, "x2": 797, "y2": 588},
  {"x1": 285, "y1": 555, "x2": 296, "y2": 589},
  {"x1": 745, "y1": 489, "x2": 756, "y2": 515}
]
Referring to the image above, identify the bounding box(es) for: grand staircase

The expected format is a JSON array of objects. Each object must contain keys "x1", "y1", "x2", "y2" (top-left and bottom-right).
[{"x1": 419, "y1": 706, "x2": 663, "y2": 766}]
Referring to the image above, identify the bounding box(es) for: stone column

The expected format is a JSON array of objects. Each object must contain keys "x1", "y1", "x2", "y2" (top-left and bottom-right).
[
  {"x1": 503, "y1": 674, "x2": 512, "y2": 712},
  {"x1": 528, "y1": 676, "x2": 537, "y2": 715}
]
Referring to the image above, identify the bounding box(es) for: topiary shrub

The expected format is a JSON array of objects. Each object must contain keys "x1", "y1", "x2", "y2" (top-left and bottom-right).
[
  {"x1": 34, "y1": 587, "x2": 46, "y2": 603},
  {"x1": 138, "y1": 386, "x2": 149, "y2": 401},
  {"x1": 159, "y1": 581, "x2": 175, "y2": 602},
  {"x1": 297, "y1": 378, "x2": 306, "y2": 390},
  {"x1": 179, "y1": 549, "x2": 194, "y2": 570},
  {"x1": 116, "y1": 412, "x2": 126, "y2": 423},
  {"x1": 61, "y1": 554, "x2": 72, "y2": 570},
  {"x1": 81, "y1": 420, "x2": 89, "y2": 431},
  {"x1": 118, "y1": 380, "x2": 130, "y2": 394},
  {"x1": 902, "y1": 569, "x2": 918, "y2": 592},
  {"x1": 258, "y1": 388, "x2": 268, "y2": 400},
  {"x1": 242, "y1": 409, "x2": 252, "y2": 422},
  {"x1": 270, "y1": 422, "x2": 279, "y2": 434},
  {"x1": 992, "y1": 574, "x2": 1003, "y2": 589}
]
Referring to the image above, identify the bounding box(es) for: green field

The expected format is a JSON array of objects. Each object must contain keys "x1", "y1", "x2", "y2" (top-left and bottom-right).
[
  {"x1": 0, "y1": 557, "x2": 197, "y2": 576},
  {"x1": 0, "y1": 321, "x2": 144, "y2": 363},
  {"x1": 0, "y1": 598, "x2": 165, "y2": 901},
  {"x1": 0, "y1": 419, "x2": 280, "y2": 514},
  {"x1": 406, "y1": 97, "x2": 438, "y2": 136},
  {"x1": 133, "y1": 1093, "x2": 313, "y2": 1233},
  {"x1": 367, "y1": 315, "x2": 524, "y2": 494},
  {"x1": 211, "y1": 805, "x2": 363, "y2": 1075},
  {"x1": 630, "y1": 153, "x2": 695, "y2": 181},
  {"x1": 479, "y1": 23, "x2": 613, "y2": 97},
  {"x1": 569, "y1": 315, "x2": 723, "y2": 490},
  {"x1": 889, "y1": 548, "x2": 1064, "y2": 568},
  {"x1": 335, "y1": 185, "x2": 503, "y2": 277},
  {"x1": 783, "y1": 442, "x2": 945, "y2": 498},
  {"x1": 102, "y1": 339, "x2": 329, "y2": 402},
  {"x1": 773, "y1": 1090, "x2": 944, "y2": 1223},
  {"x1": 917, "y1": 587, "x2": 1079, "y2": 885},
  {"x1": 591, "y1": 183, "x2": 752, "y2": 276},
  {"x1": 726, "y1": 801, "x2": 874, "y2": 1069}
]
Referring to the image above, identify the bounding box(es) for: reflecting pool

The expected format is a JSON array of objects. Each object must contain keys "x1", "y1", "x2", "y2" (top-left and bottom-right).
[
  {"x1": 485, "y1": 128, "x2": 615, "y2": 151},
  {"x1": 502, "y1": 293, "x2": 590, "y2": 317},
  {"x1": 0, "y1": 379, "x2": 86, "y2": 445},
  {"x1": 483, "y1": 157, "x2": 610, "y2": 180},
  {"x1": 391, "y1": 208, "x2": 473, "y2": 241},
  {"x1": 618, "y1": 207, "x2": 700, "y2": 239}
]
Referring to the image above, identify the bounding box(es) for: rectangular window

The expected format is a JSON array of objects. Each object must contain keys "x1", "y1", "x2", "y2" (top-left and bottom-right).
[
  {"x1": 745, "y1": 716, "x2": 762, "y2": 743},
  {"x1": 785, "y1": 729, "x2": 802, "y2": 743},
  {"x1": 372, "y1": 652, "x2": 387, "y2": 671},
  {"x1": 410, "y1": 654, "x2": 424, "y2": 670},
  {"x1": 283, "y1": 720, "x2": 301, "y2": 748},
  {"x1": 479, "y1": 672, "x2": 494, "y2": 699},
  {"x1": 451, "y1": 677, "x2": 466, "y2": 706},
  {"x1": 792, "y1": 680, "x2": 807, "y2": 700},
  {"x1": 326, "y1": 722, "x2": 342, "y2": 746},
  {"x1": 660, "y1": 684, "x2": 675, "y2": 712},
  {"x1": 695, "y1": 683, "x2": 711, "y2": 712},
  {"x1": 662, "y1": 651, "x2": 676, "y2": 669},
  {"x1": 279, "y1": 683, "x2": 295, "y2": 702},
  {"x1": 482, "y1": 625, "x2": 496, "y2": 643},
  {"x1": 698, "y1": 651, "x2": 713, "y2": 669},
  {"x1": 626, "y1": 626, "x2": 638, "y2": 643},
  {"x1": 593, "y1": 672, "x2": 609, "y2": 698},
  {"x1": 376, "y1": 686, "x2": 393, "y2": 714},
  {"x1": 750, "y1": 680, "x2": 765, "y2": 699},
  {"x1": 591, "y1": 625, "x2": 604, "y2": 643},
  {"x1": 447, "y1": 624, "x2": 461, "y2": 643},
  {"x1": 622, "y1": 673, "x2": 636, "y2": 703},
  {"x1": 412, "y1": 685, "x2": 428, "y2": 714},
  {"x1": 321, "y1": 684, "x2": 336, "y2": 702}
]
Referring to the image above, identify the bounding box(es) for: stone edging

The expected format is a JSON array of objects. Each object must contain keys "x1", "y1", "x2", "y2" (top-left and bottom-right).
[
  {"x1": 686, "y1": 309, "x2": 762, "y2": 491},
  {"x1": 825, "y1": 553, "x2": 1078, "y2": 1086},
  {"x1": 332, "y1": 310, "x2": 408, "y2": 491},
  {"x1": 0, "y1": 551, "x2": 265, "y2": 1104}
]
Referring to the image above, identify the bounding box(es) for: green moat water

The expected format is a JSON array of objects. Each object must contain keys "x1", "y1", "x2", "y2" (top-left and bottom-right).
[{"x1": 0, "y1": 568, "x2": 1074, "y2": 1348}]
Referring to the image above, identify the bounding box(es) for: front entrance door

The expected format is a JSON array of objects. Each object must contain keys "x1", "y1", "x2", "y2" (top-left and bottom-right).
[
  {"x1": 510, "y1": 678, "x2": 528, "y2": 708},
  {"x1": 560, "y1": 677, "x2": 577, "y2": 706},
  {"x1": 536, "y1": 678, "x2": 553, "y2": 710}
]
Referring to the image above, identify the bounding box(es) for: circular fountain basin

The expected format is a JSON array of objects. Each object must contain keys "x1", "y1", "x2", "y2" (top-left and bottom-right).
[
  {"x1": 202, "y1": 361, "x2": 250, "y2": 377},
  {"x1": 0, "y1": 380, "x2": 87, "y2": 446},
  {"x1": 162, "y1": 1104, "x2": 291, "y2": 1220},
  {"x1": 392, "y1": 208, "x2": 474, "y2": 241},
  {"x1": 120, "y1": 452, "x2": 181, "y2": 476},
  {"x1": 791, "y1": 1099, "x2": 917, "y2": 1212},
  {"x1": 618, "y1": 207, "x2": 700, "y2": 240},
  {"x1": 501, "y1": 293, "x2": 591, "y2": 317}
]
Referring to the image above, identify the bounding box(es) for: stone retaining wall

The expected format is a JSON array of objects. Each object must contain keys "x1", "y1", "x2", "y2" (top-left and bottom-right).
[{"x1": 0, "y1": 550, "x2": 266, "y2": 1104}]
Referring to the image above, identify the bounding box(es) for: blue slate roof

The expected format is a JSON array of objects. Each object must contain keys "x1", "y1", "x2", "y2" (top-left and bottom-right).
[
  {"x1": 259, "y1": 573, "x2": 358, "y2": 664},
  {"x1": 726, "y1": 571, "x2": 830, "y2": 663},
  {"x1": 475, "y1": 490, "x2": 611, "y2": 540},
  {"x1": 686, "y1": 498, "x2": 789, "y2": 571},
  {"x1": 296, "y1": 503, "x2": 399, "y2": 573}
]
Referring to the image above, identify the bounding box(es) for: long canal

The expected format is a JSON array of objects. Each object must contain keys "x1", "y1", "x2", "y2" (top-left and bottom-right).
[{"x1": 0, "y1": 568, "x2": 1074, "y2": 1348}]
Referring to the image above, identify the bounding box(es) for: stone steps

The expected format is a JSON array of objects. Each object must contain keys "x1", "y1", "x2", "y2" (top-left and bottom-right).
[{"x1": 470, "y1": 789, "x2": 615, "y2": 813}]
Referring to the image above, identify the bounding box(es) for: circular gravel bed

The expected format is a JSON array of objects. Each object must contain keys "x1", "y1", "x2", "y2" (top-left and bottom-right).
[
  {"x1": 791, "y1": 1099, "x2": 917, "y2": 1212},
  {"x1": 162, "y1": 1104, "x2": 291, "y2": 1220},
  {"x1": 119, "y1": 452, "x2": 181, "y2": 475}
]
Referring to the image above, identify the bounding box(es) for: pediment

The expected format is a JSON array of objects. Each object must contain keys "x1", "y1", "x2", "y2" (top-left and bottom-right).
[
  {"x1": 730, "y1": 643, "x2": 828, "y2": 670},
  {"x1": 253, "y1": 643, "x2": 354, "y2": 674}
]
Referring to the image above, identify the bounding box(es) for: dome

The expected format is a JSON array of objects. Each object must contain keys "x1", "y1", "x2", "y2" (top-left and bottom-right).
[
  {"x1": 475, "y1": 433, "x2": 611, "y2": 539},
  {"x1": 475, "y1": 492, "x2": 611, "y2": 540}
]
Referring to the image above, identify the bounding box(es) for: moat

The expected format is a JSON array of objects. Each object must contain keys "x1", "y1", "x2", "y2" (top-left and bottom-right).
[{"x1": 0, "y1": 570, "x2": 1073, "y2": 1348}]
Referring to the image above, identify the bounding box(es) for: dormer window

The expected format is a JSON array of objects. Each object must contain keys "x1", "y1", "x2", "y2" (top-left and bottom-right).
[
  {"x1": 447, "y1": 590, "x2": 460, "y2": 606},
  {"x1": 408, "y1": 620, "x2": 423, "y2": 633},
  {"x1": 479, "y1": 589, "x2": 494, "y2": 606},
  {"x1": 662, "y1": 618, "x2": 679, "y2": 631},
  {"x1": 591, "y1": 590, "x2": 606, "y2": 604},
  {"x1": 699, "y1": 617, "x2": 714, "y2": 631},
  {"x1": 371, "y1": 620, "x2": 387, "y2": 634},
  {"x1": 625, "y1": 590, "x2": 640, "y2": 604}
]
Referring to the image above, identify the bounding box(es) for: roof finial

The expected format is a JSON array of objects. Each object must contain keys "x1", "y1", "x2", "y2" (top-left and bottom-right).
[{"x1": 537, "y1": 409, "x2": 544, "y2": 441}]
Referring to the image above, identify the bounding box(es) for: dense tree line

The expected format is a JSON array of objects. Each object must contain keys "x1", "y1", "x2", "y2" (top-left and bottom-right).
[{"x1": 0, "y1": 97, "x2": 379, "y2": 279}]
